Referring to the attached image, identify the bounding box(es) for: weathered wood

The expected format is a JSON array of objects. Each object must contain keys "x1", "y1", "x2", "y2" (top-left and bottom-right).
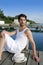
[
  {"x1": 27, "y1": 50, "x2": 38, "y2": 65},
  {"x1": 39, "y1": 51, "x2": 43, "y2": 65},
  {"x1": 1, "y1": 53, "x2": 14, "y2": 65},
  {"x1": 0, "y1": 50, "x2": 43, "y2": 65},
  {"x1": 0, "y1": 51, "x2": 10, "y2": 65}
]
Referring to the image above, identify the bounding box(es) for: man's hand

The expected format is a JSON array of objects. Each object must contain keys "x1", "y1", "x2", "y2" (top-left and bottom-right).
[{"x1": 33, "y1": 55, "x2": 40, "y2": 63}]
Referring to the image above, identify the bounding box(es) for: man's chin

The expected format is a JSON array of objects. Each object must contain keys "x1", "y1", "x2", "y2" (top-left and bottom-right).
[{"x1": 20, "y1": 24, "x2": 25, "y2": 26}]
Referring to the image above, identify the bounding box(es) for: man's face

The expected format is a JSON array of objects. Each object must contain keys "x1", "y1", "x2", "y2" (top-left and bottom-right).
[{"x1": 19, "y1": 17, "x2": 26, "y2": 26}]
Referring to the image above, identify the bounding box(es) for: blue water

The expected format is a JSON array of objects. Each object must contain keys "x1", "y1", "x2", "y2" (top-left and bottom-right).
[
  {"x1": 29, "y1": 32, "x2": 43, "y2": 51},
  {"x1": 11, "y1": 32, "x2": 43, "y2": 51}
]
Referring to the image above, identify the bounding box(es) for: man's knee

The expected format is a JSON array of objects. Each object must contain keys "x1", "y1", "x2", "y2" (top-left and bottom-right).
[{"x1": 0, "y1": 30, "x2": 5, "y2": 38}]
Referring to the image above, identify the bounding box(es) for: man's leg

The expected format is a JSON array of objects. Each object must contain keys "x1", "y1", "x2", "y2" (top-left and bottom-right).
[{"x1": 0, "y1": 33, "x2": 5, "y2": 60}]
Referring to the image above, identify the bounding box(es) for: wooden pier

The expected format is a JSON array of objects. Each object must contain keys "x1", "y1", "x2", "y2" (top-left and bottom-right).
[{"x1": 0, "y1": 50, "x2": 43, "y2": 65}]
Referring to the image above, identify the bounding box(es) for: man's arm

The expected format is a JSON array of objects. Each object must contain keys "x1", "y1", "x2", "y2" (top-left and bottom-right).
[
  {"x1": 25, "y1": 29, "x2": 40, "y2": 62},
  {"x1": 1, "y1": 30, "x2": 17, "y2": 36},
  {"x1": 25, "y1": 29, "x2": 36, "y2": 56}
]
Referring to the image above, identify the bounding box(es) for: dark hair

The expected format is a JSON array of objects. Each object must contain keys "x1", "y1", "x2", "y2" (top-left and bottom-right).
[{"x1": 18, "y1": 14, "x2": 27, "y2": 20}]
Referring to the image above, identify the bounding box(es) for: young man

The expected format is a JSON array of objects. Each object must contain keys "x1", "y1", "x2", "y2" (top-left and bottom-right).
[{"x1": 0, "y1": 14, "x2": 40, "y2": 62}]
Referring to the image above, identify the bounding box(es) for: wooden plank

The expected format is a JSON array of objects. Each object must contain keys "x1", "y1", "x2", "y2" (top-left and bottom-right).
[
  {"x1": 0, "y1": 51, "x2": 10, "y2": 65},
  {"x1": 22, "y1": 49, "x2": 29, "y2": 54},
  {"x1": 27, "y1": 50, "x2": 38, "y2": 65},
  {"x1": 14, "y1": 50, "x2": 30, "y2": 65},
  {"x1": 39, "y1": 51, "x2": 43, "y2": 65},
  {"x1": 1, "y1": 53, "x2": 14, "y2": 65}
]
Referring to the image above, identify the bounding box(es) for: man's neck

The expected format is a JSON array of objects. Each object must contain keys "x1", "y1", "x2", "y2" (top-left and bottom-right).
[{"x1": 20, "y1": 25, "x2": 26, "y2": 30}]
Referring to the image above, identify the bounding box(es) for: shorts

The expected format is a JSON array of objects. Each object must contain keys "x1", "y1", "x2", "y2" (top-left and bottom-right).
[{"x1": 3, "y1": 33, "x2": 20, "y2": 53}]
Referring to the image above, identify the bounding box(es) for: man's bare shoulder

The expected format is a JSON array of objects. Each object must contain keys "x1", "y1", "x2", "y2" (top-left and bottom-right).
[
  {"x1": 25, "y1": 27, "x2": 32, "y2": 35},
  {"x1": 25, "y1": 27, "x2": 31, "y2": 32}
]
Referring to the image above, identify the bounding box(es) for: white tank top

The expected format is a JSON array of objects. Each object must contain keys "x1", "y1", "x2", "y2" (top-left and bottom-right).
[{"x1": 15, "y1": 27, "x2": 29, "y2": 52}]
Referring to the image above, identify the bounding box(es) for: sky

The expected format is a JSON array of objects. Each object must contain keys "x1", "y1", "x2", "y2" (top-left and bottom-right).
[{"x1": 0, "y1": 0, "x2": 43, "y2": 23}]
